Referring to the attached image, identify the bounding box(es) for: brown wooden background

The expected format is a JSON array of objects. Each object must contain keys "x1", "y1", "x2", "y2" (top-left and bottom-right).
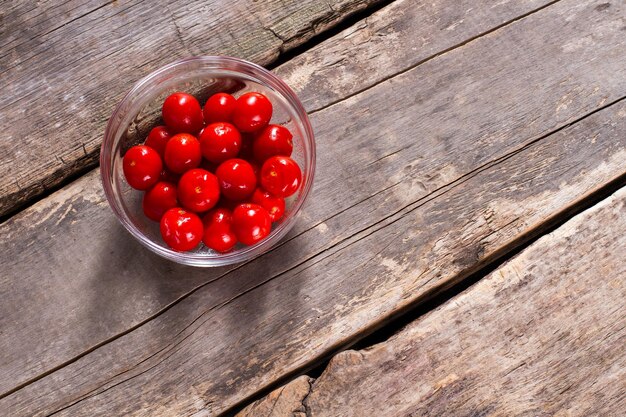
[{"x1": 1, "y1": 0, "x2": 624, "y2": 415}]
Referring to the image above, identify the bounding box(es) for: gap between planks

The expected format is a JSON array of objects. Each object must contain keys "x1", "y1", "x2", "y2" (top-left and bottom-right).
[
  {"x1": 2, "y1": 0, "x2": 620, "y2": 412},
  {"x1": 233, "y1": 186, "x2": 626, "y2": 416},
  {"x1": 1, "y1": 0, "x2": 581, "y2": 400},
  {"x1": 5, "y1": 93, "x2": 625, "y2": 411},
  {"x1": 0, "y1": 0, "x2": 397, "y2": 223},
  {"x1": 2, "y1": 88, "x2": 620, "y2": 403},
  {"x1": 223, "y1": 172, "x2": 626, "y2": 416},
  {"x1": 0, "y1": 0, "x2": 561, "y2": 222}
]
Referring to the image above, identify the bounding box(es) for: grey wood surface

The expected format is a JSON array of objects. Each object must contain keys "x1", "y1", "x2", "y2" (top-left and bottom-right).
[
  {"x1": 239, "y1": 187, "x2": 626, "y2": 417},
  {"x1": 0, "y1": 0, "x2": 571, "y2": 399},
  {"x1": 1, "y1": 0, "x2": 625, "y2": 415},
  {"x1": 0, "y1": 0, "x2": 380, "y2": 218},
  {"x1": 279, "y1": 0, "x2": 554, "y2": 113}
]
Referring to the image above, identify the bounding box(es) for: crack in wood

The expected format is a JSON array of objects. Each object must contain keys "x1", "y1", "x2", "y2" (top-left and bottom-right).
[
  {"x1": 0, "y1": 0, "x2": 389, "y2": 220},
  {"x1": 3, "y1": 94, "x2": 625, "y2": 406},
  {"x1": 40, "y1": 1, "x2": 117, "y2": 39},
  {"x1": 231, "y1": 186, "x2": 626, "y2": 416},
  {"x1": 1, "y1": 0, "x2": 624, "y2": 412},
  {"x1": 223, "y1": 128, "x2": 626, "y2": 417}
]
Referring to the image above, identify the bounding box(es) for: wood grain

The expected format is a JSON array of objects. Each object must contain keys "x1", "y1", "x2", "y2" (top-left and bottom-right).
[
  {"x1": 0, "y1": 0, "x2": 570, "y2": 397},
  {"x1": 279, "y1": 0, "x2": 554, "y2": 112},
  {"x1": 8, "y1": 98, "x2": 623, "y2": 417},
  {"x1": 239, "y1": 187, "x2": 626, "y2": 416},
  {"x1": 1, "y1": 0, "x2": 625, "y2": 415},
  {"x1": 0, "y1": 0, "x2": 381, "y2": 218},
  {"x1": 0, "y1": 0, "x2": 558, "y2": 219},
  {"x1": 237, "y1": 376, "x2": 314, "y2": 417}
]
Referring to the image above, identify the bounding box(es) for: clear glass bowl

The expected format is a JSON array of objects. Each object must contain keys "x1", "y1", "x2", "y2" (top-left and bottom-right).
[{"x1": 100, "y1": 56, "x2": 315, "y2": 267}]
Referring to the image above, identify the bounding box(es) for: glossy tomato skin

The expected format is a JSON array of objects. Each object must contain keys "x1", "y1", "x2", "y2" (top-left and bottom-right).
[
  {"x1": 232, "y1": 92, "x2": 273, "y2": 133},
  {"x1": 202, "y1": 207, "x2": 237, "y2": 252},
  {"x1": 144, "y1": 125, "x2": 172, "y2": 157},
  {"x1": 142, "y1": 181, "x2": 178, "y2": 221},
  {"x1": 253, "y1": 124, "x2": 293, "y2": 161},
  {"x1": 164, "y1": 133, "x2": 202, "y2": 174},
  {"x1": 251, "y1": 188, "x2": 285, "y2": 222},
  {"x1": 177, "y1": 168, "x2": 220, "y2": 213},
  {"x1": 232, "y1": 203, "x2": 271, "y2": 246},
  {"x1": 123, "y1": 145, "x2": 163, "y2": 190},
  {"x1": 203, "y1": 93, "x2": 236, "y2": 124},
  {"x1": 215, "y1": 158, "x2": 257, "y2": 201},
  {"x1": 160, "y1": 208, "x2": 203, "y2": 251},
  {"x1": 162, "y1": 92, "x2": 204, "y2": 134},
  {"x1": 199, "y1": 122, "x2": 242, "y2": 164},
  {"x1": 202, "y1": 207, "x2": 233, "y2": 227},
  {"x1": 260, "y1": 156, "x2": 302, "y2": 198},
  {"x1": 203, "y1": 223, "x2": 237, "y2": 252}
]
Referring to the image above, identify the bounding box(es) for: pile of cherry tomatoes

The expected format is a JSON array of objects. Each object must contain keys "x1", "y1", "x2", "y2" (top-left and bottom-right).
[{"x1": 122, "y1": 90, "x2": 302, "y2": 252}]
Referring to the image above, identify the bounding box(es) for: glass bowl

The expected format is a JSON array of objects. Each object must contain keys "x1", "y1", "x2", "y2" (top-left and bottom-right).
[{"x1": 100, "y1": 56, "x2": 315, "y2": 267}]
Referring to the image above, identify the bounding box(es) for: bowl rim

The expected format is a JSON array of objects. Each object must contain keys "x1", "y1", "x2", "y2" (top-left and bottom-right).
[{"x1": 100, "y1": 55, "x2": 316, "y2": 267}]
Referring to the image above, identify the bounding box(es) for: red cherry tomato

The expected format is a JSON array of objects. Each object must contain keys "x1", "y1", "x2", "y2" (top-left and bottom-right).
[
  {"x1": 203, "y1": 93, "x2": 236, "y2": 124},
  {"x1": 123, "y1": 145, "x2": 163, "y2": 190},
  {"x1": 253, "y1": 124, "x2": 293, "y2": 161},
  {"x1": 142, "y1": 181, "x2": 178, "y2": 221},
  {"x1": 164, "y1": 133, "x2": 202, "y2": 174},
  {"x1": 202, "y1": 207, "x2": 233, "y2": 227},
  {"x1": 162, "y1": 92, "x2": 204, "y2": 134},
  {"x1": 203, "y1": 223, "x2": 237, "y2": 253},
  {"x1": 177, "y1": 168, "x2": 220, "y2": 213},
  {"x1": 232, "y1": 203, "x2": 271, "y2": 245},
  {"x1": 199, "y1": 122, "x2": 242, "y2": 164},
  {"x1": 202, "y1": 208, "x2": 237, "y2": 252},
  {"x1": 160, "y1": 208, "x2": 203, "y2": 251},
  {"x1": 251, "y1": 188, "x2": 285, "y2": 222},
  {"x1": 144, "y1": 125, "x2": 172, "y2": 157},
  {"x1": 215, "y1": 158, "x2": 257, "y2": 201},
  {"x1": 260, "y1": 156, "x2": 302, "y2": 198},
  {"x1": 232, "y1": 92, "x2": 272, "y2": 133}
]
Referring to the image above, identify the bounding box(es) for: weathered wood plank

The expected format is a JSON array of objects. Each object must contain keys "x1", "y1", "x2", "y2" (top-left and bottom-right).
[
  {"x1": 9, "y1": 98, "x2": 624, "y2": 417},
  {"x1": 0, "y1": 0, "x2": 382, "y2": 218},
  {"x1": 0, "y1": 0, "x2": 567, "y2": 397},
  {"x1": 0, "y1": 0, "x2": 549, "y2": 215},
  {"x1": 0, "y1": 1, "x2": 110, "y2": 54},
  {"x1": 1, "y1": 0, "x2": 625, "y2": 415},
  {"x1": 237, "y1": 376, "x2": 314, "y2": 417},
  {"x1": 239, "y1": 188, "x2": 626, "y2": 416},
  {"x1": 279, "y1": 0, "x2": 555, "y2": 112}
]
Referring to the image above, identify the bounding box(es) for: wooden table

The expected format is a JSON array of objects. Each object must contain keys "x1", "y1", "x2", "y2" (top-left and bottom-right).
[{"x1": 1, "y1": 1, "x2": 624, "y2": 415}]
